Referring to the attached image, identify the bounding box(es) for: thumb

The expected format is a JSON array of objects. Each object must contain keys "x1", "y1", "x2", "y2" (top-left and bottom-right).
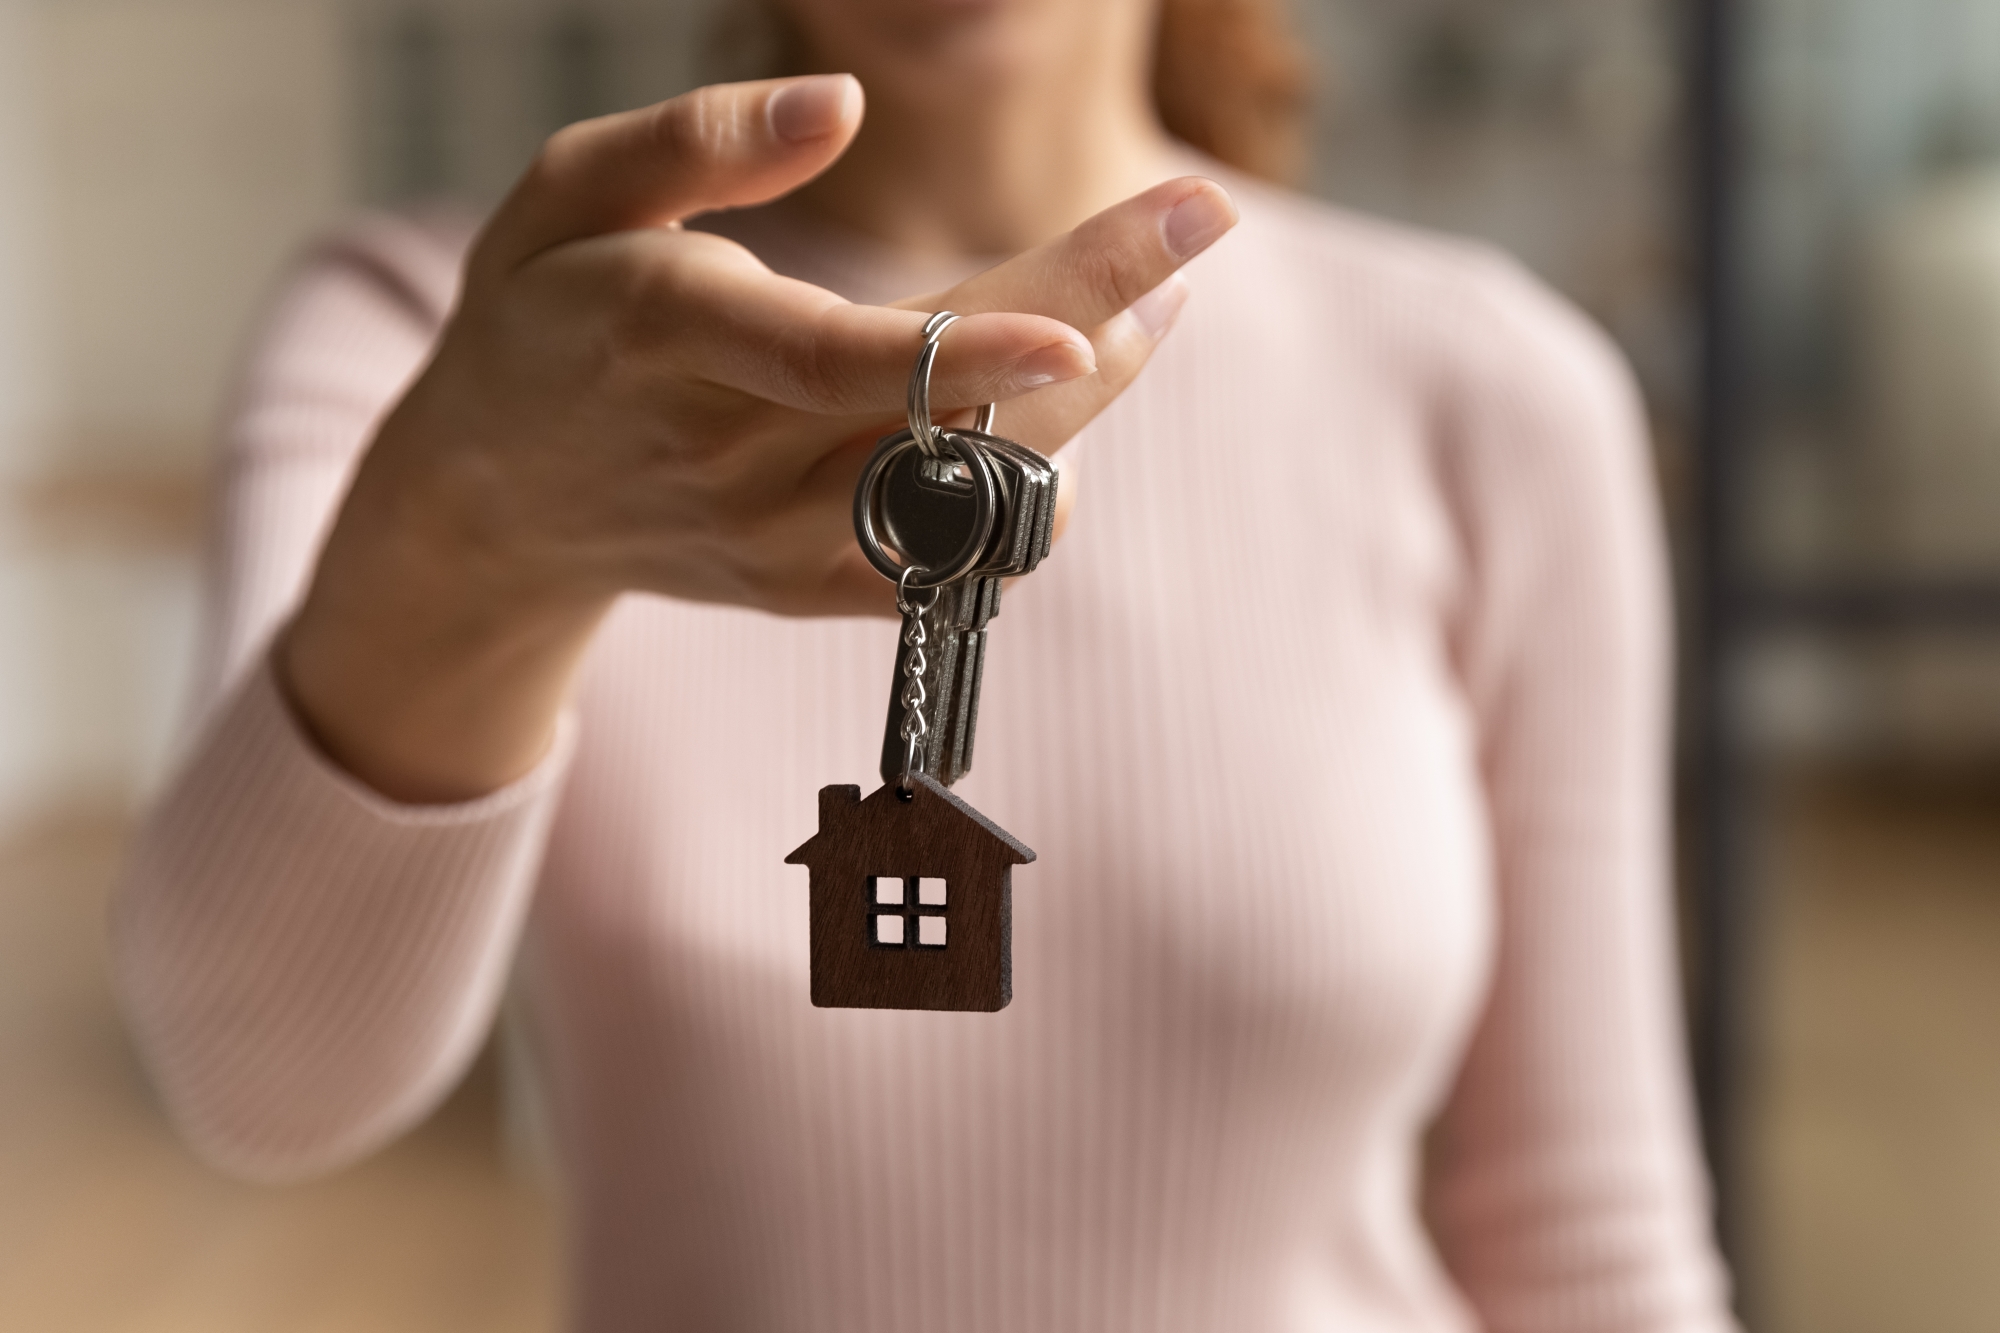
[{"x1": 477, "y1": 75, "x2": 862, "y2": 272}]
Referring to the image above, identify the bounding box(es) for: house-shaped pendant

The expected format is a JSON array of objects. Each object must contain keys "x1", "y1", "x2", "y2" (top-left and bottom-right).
[{"x1": 786, "y1": 773, "x2": 1035, "y2": 1011}]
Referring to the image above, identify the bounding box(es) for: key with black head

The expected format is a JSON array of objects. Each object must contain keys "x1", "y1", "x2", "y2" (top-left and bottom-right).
[{"x1": 856, "y1": 427, "x2": 1000, "y2": 786}]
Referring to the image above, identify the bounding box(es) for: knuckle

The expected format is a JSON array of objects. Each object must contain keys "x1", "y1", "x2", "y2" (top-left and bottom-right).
[
  {"x1": 1092, "y1": 318, "x2": 1158, "y2": 387},
  {"x1": 600, "y1": 257, "x2": 679, "y2": 352},
  {"x1": 773, "y1": 318, "x2": 863, "y2": 414},
  {"x1": 1065, "y1": 226, "x2": 1157, "y2": 313},
  {"x1": 648, "y1": 88, "x2": 739, "y2": 177},
  {"x1": 687, "y1": 402, "x2": 771, "y2": 472},
  {"x1": 689, "y1": 500, "x2": 786, "y2": 599},
  {"x1": 647, "y1": 100, "x2": 702, "y2": 161},
  {"x1": 601, "y1": 245, "x2": 717, "y2": 358}
]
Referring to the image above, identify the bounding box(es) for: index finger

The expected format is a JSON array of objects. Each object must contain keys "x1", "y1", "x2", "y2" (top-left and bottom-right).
[{"x1": 624, "y1": 229, "x2": 1100, "y2": 417}]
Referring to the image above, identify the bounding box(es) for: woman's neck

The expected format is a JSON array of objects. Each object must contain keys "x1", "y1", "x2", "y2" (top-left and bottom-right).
[{"x1": 787, "y1": 34, "x2": 1178, "y2": 258}]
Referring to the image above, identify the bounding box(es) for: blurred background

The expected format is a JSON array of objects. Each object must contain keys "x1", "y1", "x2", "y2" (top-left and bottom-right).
[{"x1": 1, "y1": 0, "x2": 1996, "y2": 1329}]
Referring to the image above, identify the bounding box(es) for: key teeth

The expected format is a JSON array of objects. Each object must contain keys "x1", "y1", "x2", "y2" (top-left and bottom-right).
[
  {"x1": 941, "y1": 629, "x2": 986, "y2": 783},
  {"x1": 928, "y1": 616, "x2": 962, "y2": 774}
]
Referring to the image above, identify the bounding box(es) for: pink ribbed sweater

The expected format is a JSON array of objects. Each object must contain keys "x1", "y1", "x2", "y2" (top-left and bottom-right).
[{"x1": 114, "y1": 171, "x2": 1732, "y2": 1333}]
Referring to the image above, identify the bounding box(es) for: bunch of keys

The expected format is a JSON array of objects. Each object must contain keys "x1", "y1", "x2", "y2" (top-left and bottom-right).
[
  {"x1": 787, "y1": 312, "x2": 1054, "y2": 1012},
  {"x1": 855, "y1": 310, "x2": 1060, "y2": 788}
]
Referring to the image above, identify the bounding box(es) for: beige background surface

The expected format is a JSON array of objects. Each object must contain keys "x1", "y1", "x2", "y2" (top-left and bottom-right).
[{"x1": 0, "y1": 810, "x2": 558, "y2": 1332}]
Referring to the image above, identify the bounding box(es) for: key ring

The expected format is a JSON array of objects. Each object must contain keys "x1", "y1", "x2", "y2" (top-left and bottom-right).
[
  {"x1": 908, "y1": 310, "x2": 998, "y2": 460},
  {"x1": 852, "y1": 427, "x2": 997, "y2": 588},
  {"x1": 853, "y1": 313, "x2": 1004, "y2": 590}
]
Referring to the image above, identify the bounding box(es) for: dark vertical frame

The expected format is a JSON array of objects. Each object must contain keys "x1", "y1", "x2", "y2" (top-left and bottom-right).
[{"x1": 1687, "y1": 0, "x2": 1754, "y2": 1297}]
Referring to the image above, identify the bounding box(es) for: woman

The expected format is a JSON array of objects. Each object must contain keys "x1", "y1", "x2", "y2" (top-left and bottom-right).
[{"x1": 115, "y1": 0, "x2": 1733, "y2": 1328}]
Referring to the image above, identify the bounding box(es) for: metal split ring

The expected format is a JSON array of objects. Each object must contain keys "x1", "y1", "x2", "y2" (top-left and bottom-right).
[
  {"x1": 852, "y1": 312, "x2": 1008, "y2": 590},
  {"x1": 895, "y1": 563, "x2": 941, "y2": 619},
  {"x1": 907, "y1": 310, "x2": 997, "y2": 459},
  {"x1": 852, "y1": 425, "x2": 997, "y2": 589}
]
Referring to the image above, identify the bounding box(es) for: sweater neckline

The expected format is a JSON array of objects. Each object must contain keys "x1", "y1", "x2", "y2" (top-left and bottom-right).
[{"x1": 688, "y1": 198, "x2": 1000, "y2": 307}]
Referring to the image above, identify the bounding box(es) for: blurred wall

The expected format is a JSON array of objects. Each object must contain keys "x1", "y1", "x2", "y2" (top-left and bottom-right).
[
  {"x1": 0, "y1": 0, "x2": 350, "y2": 830},
  {"x1": 41, "y1": 1, "x2": 350, "y2": 470},
  {"x1": 0, "y1": 2, "x2": 52, "y2": 461}
]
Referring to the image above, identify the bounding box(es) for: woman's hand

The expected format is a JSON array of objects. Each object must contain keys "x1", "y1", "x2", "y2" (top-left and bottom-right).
[{"x1": 281, "y1": 74, "x2": 1237, "y2": 804}]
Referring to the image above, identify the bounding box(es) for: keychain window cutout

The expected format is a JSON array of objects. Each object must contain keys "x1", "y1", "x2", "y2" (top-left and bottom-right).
[{"x1": 869, "y1": 875, "x2": 948, "y2": 950}]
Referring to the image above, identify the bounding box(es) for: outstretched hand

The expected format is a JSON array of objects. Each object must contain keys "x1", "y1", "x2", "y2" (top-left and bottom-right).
[{"x1": 284, "y1": 73, "x2": 1238, "y2": 802}]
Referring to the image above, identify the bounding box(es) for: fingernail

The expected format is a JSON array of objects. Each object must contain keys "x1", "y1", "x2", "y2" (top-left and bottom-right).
[
  {"x1": 769, "y1": 74, "x2": 857, "y2": 144},
  {"x1": 1160, "y1": 184, "x2": 1238, "y2": 260},
  {"x1": 1127, "y1": 273, "x2": 1189, "y2": 339},
  {"x1": 1012, "y1": 338, "x2": 1096, "y2": 390}
]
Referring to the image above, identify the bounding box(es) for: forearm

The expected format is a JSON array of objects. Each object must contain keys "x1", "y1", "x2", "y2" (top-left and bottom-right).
[{"x1": 112, "y1": 658, "x2": 573, "y2": 1181}]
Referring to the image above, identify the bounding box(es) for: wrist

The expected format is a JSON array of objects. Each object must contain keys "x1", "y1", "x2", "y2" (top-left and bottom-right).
[
  {"x1": 281, "y1": 569, "x2": 606, "y2": 805},
  {"x1": 281, "y1": 423, "x2": 610, "y2": 804}
]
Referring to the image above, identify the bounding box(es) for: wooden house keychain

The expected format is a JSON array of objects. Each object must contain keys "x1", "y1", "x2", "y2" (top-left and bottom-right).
[{"x1": 787, "y1": 312, "x2": 1057, "y2": 1012}]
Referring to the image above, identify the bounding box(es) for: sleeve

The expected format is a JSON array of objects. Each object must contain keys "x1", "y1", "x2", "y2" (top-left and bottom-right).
[
  {"x1": 1419, "y1": 254, "x2": 1736, "y2": 1331},
  {"x1": 110, "y1": 212, "x2": 577, "y2": 1183}
]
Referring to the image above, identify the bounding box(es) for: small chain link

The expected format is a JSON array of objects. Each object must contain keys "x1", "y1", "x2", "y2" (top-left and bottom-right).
[{"x1": 894, "y1": 565, "x2": 942, "y2": 792}]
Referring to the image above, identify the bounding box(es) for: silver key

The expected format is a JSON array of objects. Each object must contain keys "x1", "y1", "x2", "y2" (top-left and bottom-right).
[
  {"x1": 924, "y1": 578, "x2": 1000, "y2": 784},
  {"x1": 875, "y1": 439, "x2": 994, "y2": 579},
  {"x1": 953, "y1": 429, "x2": 1057, "y2": 579},
  {"x1": 863, "y1": 436, "x2": 994, "y2": 786},
  {"x1": 922, "y1": 431, "x2": 1057, "y2": 786}
]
